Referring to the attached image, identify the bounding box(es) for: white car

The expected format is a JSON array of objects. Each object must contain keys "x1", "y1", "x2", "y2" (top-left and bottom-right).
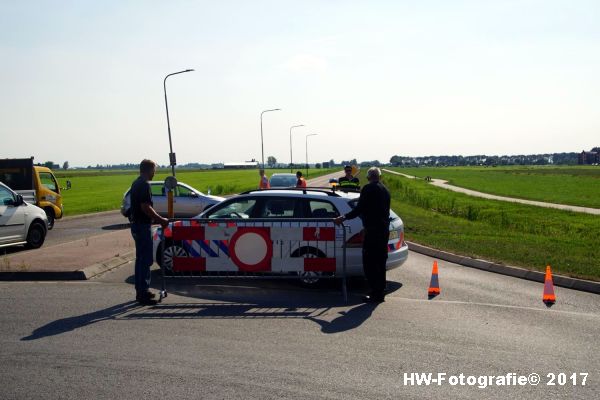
[
  {"x1": 121, "y1": 181, "x2": 225, "y2": 219},
  {"x1": 0, "y1": 182, "x2": 48, "y2": 249},
  {"x1": 152, "y1": 188, "x2": 408, "y2": 282}
]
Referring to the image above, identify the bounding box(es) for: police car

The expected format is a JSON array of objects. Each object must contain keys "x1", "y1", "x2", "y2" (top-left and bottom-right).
[{"x1": 152, "y1": 188, "x2": 408, "y2": 282}]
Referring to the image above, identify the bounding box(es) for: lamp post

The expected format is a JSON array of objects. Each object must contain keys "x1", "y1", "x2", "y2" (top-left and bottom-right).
[
  {"x1": 289, "y1": 124, "x2": 304, "y2": 172},
  {"x1": 164, "y1": 69, "x2": 194, "y2": 177},
  {"x1": 305, "y1": 133, "x2": 318, "y2": 177},
  {"x1": 260, "y1": 108, "x2": 281, "y2": 169}
]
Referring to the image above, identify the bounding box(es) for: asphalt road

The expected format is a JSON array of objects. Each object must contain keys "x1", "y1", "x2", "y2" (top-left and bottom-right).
[{"x1": 1, "y1": 250, "x2": 598, "y2": 399}]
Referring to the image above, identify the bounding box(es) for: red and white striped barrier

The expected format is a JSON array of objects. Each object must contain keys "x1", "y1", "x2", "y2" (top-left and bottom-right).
[{"x1": 168, "y1": 220, "x2": 342, "y2": 274}]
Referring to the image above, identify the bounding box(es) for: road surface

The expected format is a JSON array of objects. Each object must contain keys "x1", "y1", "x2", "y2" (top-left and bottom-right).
[{"x1": 1, "y1": 249, "x2": 598, "y2": 399}]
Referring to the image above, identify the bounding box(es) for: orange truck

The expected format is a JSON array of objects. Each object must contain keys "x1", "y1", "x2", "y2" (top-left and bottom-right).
[{"x1": 0, "y1": 157, "x2": 64, "y2": 229}]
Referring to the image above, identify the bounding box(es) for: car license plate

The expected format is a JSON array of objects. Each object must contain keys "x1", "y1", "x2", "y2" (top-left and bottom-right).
[{"x1": 388, "y1": 230, "x2": 399, "y2": 240}]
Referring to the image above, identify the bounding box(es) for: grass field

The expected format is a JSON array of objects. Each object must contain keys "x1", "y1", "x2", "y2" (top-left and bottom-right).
[
  {"x1": 54, "y1": 168, "x2": 337, "y2": 216},
  {"x1": 375, "y1": 172, "x2": 600, "y2": 281},
  {"x1": 390, "y1": 166, "x2": 600, "y2": 209}
]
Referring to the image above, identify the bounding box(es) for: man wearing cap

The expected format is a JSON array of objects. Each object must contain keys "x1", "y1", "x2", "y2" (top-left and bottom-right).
[
  {"x1": 338, "y1": 165, "x2": 360, "y2": 190},
  {"x1": 334, "y1": 167, "x2": 390, "y2": 303}
]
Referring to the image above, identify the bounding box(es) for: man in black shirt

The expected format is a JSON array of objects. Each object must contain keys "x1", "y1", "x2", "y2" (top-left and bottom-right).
[
  {"x1": 334, "y1": 167, "x2": 390, "y2": 303},
  {"x1": 129, "y1": 159, "x2": 169, "y2": 305},
  {"x1": 338, "y1": 165, "x2": 360, "y2": 190}
]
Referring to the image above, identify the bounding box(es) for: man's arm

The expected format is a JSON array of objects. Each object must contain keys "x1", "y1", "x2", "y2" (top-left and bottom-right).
[
  {"x1": 141, "y1": 202, "x2": 169, "y2": 227},
  {"x1": 334, "y1": 185, "x2": 370, "y2": 225}
]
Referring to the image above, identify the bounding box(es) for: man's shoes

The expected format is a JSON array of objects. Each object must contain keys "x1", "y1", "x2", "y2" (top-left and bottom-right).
[
  {"x1": 136, "y1": 291, "x2": 157, "y2": 305},
  {"x1": 363, "y1": 294, "x2": 385, "y2": 303},
  {"x1": 137, "y1": 297, "x2": 158, "y2": 305},
  {"x1": 136, "y1": 290, "x2": 156, "y2": 300}
]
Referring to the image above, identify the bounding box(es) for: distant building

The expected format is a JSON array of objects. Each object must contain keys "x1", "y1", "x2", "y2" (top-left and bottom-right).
[
  {"x1": 578, "y1": 150, "x2": 599, "y2": 165},
  {"x1": 223, "y1": 161, "x2": 259, "y2": 169}
]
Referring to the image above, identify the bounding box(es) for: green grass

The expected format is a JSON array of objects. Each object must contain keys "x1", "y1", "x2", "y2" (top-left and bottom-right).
[
  {"x1": 374, "y1": 173, "x2": 600, "y2": 281},
  {"x1": 55, "y1": 168, "x2": 338, "y2": 216},
  {"x1": 389, "y1": 165, "x2": 600, "y2": 208}
]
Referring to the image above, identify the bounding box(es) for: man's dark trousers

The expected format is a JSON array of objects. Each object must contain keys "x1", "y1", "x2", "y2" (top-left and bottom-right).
[
  {"x1": 362, "y1": 228, "x2": 389, "y2": 297},
  {"x1": 131, "y1": 223, "x2": 152, "y2": 295}
]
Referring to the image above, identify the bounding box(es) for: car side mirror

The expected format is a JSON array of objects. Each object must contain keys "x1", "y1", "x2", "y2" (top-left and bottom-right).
[
  {"x1": 190, "y1": 192, "x2": 198, "y2": 198},
  {"x1": 14, "y1": 194, "x2": 24, "y2": 206}
]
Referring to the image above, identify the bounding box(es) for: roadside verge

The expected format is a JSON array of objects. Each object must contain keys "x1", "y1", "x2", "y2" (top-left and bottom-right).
[{"x1": 407, "y1": 241, "x2": 600, "y2": 295}]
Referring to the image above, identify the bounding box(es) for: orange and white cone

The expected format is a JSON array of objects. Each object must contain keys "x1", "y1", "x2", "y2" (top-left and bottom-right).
[
  {"x1": 428, "y1": 261, "x2": 440, "y2": 297},
  {"x1": 542, "y1": 265, "x2": 556, "y2": 305}
]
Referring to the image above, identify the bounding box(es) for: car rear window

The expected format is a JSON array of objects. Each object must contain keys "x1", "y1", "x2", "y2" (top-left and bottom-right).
[{"x1": 269, "y1": 175, "x2": 297, "y2": 187}]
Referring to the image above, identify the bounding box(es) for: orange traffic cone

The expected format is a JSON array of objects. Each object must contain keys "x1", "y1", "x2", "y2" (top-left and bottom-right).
[
  {"x1": 428, "y1": 261, "x2": 440, "y2": 298},
  {"x1": 543, "y1": 265, "x2": 556, "y2": 305}
]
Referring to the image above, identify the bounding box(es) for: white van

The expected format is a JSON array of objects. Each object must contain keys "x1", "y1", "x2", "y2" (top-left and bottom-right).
[{"x1": 0, "y1": 182, "x2": 48, "y2": 249}]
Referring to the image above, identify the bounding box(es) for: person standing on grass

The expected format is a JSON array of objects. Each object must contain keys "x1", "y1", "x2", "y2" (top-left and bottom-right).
[
  {"x1": 129, "y1": 159, "x2": 169, "y2": 305},
  {"x1": 259, "y1": 169, "x2": 270, "y2": 189},
  {"x1": 334, "y1": 167, "x2": 390, "y2": 303}
]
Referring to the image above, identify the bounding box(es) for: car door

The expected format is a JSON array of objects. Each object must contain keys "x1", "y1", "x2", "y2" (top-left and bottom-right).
[
  {"x1": 174, "y1": 184, "x2": 203, "y2": 218},
  {"x1": 0, "y1": 186, "x2": 26, "y2": 245},
  {"x1": 150, "y1": 183, "x2": 167, "y2": 216}
]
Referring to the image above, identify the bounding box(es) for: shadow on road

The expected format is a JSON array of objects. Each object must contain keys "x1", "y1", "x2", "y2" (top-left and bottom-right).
[
  {"x1": 21, "y1": 301, "x2": 141, "y2": 341},
  {"x1": 102, "y1": 223, "x2": 130, "y2": 231},
  {"x1": 22, "y1": 275, "x2": 403, "y2": 340}
]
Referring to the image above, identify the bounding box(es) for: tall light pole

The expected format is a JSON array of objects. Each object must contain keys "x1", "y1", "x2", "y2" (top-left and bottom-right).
[
  {"x1": 289, "y1": 124, "x2": 304, "y2": 172},
  {"x1": 305, "y1": 133, "x2": 318, "y2": 177},
  {"x1": 164, "y1": 69, "x2": 194, "y2": 177},
  {"x1": 260, "y1": 108, "x2": 281, "y2": 169}
]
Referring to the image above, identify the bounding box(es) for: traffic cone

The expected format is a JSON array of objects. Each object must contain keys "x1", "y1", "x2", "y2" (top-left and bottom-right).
[
  {"x1": 543, "y1": 265, "x2": 556, "y2": 306},
  {"x1": 428, "y1": 261, "x2": 440, "y2": 298}
]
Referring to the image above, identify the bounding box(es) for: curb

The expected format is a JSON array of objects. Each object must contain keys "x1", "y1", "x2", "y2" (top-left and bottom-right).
[
  {"x1": 0, "y1": 251, "x2": 135, "y2": 281},
  {"x1": 407, "y1": 241, "x2": 600, "y2": 295}
]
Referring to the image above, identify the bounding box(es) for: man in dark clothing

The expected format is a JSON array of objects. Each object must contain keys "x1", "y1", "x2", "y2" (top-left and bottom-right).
[
  {"x1": 338, "y1": 165, "x2": 360, "y2": 190},
  {"x1": 334, "y1": 167, "x2": 390, "y2": 303},
  {"x1": 129, "y1": 159, "x2": 169, "y2": 305}
]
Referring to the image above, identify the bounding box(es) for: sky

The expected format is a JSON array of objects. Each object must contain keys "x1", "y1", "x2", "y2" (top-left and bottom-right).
[{"x1": 1, "y1": 0, "x2": 599, "y2": 168}]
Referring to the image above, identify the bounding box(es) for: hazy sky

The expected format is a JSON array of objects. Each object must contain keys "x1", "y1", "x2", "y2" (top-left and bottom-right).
[{"x1": 1, "y1": 1, "x2": 599, "y2": 167}]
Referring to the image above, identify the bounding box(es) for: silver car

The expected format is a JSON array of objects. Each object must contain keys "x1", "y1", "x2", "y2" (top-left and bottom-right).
[
  {"x1": 269, "y1": 173, "x2": 298, "y2": 188},
  {"x1": 121, "y1": 181, "x2": 225, "y2": 219}
]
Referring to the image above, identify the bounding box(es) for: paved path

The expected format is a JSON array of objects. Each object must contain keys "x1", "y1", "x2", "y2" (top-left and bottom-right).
[{"x1": 383, "y1": 169, "x2": 600, "y2": 215}]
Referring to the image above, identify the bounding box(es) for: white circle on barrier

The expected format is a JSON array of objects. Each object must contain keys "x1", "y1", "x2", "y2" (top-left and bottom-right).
[{"x1": 234, "y1": 232, "x2": 268, "y2": 265}]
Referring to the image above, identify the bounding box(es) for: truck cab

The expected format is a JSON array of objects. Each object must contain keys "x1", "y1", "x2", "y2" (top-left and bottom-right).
[{"x1": 0, "y1": 158, "x2": 64, "y2": 229}]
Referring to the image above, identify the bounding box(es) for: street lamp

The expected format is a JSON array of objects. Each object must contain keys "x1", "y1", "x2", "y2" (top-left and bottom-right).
[
  {"x1": 305, "y1": 133, "x2": 318, "y2": 177},
  {"x1": 164, "y1": 69, "x2": 194, "y2": 177},
  {"x1": 289, "y1": 124, "x2": 304, "y2": 172},
  {"x1": 260, "y1": 108, "x2": 281, "y2": 169}
]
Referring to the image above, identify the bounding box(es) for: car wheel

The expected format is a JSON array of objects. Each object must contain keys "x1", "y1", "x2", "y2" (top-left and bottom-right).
[
  {"x1": 291, "y1": 246, "x2": 327, "y2": 285},
  {"x1": 25, "y1": 222, "x2": 46, "y2": 249},
  {"x1": 44, "y1": 208, "x2": 55, "y2": 230},
  {"x1": 159, "y1": 241, "x2": 189, "y2": 274}
]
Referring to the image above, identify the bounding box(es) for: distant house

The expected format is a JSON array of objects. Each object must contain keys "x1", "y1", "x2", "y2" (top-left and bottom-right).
[{"x1": 578, "y1": 150, "x2": 600, "y2": 165}]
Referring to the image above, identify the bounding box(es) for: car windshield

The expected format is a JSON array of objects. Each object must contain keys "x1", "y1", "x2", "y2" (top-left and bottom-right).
[{"x1": 269, "y1": 175, "x2": 297, "y2": 187}]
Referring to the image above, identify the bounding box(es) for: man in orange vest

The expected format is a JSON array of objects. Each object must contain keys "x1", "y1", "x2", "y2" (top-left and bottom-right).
[
  {"x1": 296, "y1": 171, "x2": 307, "y2": 187},
  {"x1": 259, "y1": 169, "x2": 270, "y2": 189}
]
